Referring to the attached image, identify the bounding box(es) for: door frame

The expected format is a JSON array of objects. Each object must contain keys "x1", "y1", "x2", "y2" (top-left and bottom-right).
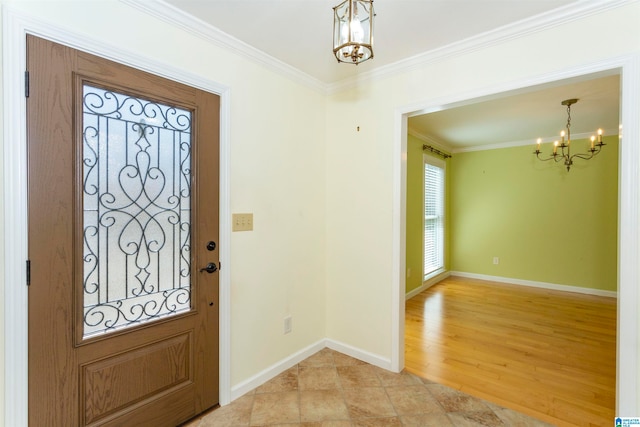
[
  {"x1": 3, "y1": 8, "x2": 232, "y2": 426},
  {"x1": 391, "y1": 54, "x2": 640, "y2": 415}
]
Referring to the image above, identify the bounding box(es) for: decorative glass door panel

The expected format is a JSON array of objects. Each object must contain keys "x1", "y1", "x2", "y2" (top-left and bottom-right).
[{"x1": 82, "y1": 84, "x2": 192, "y2": 338}]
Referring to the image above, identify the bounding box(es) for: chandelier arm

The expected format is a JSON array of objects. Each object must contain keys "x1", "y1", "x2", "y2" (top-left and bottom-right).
[
  {"x1": 535, "y1": 152, "x2": 564, "y2": 162},
  {"x1": 556, "y1": 156, "x2": 568, "y2": 164},
  {"x1": 572, "y1": 143, "x2": 606, "y2": 161},
  {"x1": 571, "y1": 152, "x2": 598, "y2": 161},
  {"x1": 560, "y1": 144, "x2": 570, "y2": 158}
]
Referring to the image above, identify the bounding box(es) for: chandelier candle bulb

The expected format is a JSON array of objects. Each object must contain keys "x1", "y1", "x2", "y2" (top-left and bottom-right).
[
  {"x1": 536, "y1": 138, "x2": 541, "y2": 152},
  {"x1": 598, "y1": 128, "x2": 603, "y2": 143},
  {"x1": 591, "y1": 136, "x2": 596, "y2": 150},
  {"x1": 351, "y1": 15, "x2": 364, "y2": 42},
  {"x1": 553, "y1": 141, "x2": 558, "y2": 154}
]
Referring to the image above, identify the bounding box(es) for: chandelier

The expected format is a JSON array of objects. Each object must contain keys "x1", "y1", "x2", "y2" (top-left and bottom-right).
[
  {"x1": 533, "y1": 98, "x2": 605, "y2": 172},
  {"x1": 333, "y1": 0, "x2": 375, "y2": 64}
]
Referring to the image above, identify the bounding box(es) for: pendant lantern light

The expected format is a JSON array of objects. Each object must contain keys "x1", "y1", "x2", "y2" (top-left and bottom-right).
[{"x1": 333, "y1": 0, "x2": 375, "y2": 64}]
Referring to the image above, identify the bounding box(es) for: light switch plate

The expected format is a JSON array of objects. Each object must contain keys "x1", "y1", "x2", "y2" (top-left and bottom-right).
[{"x1": 232, "y1": 213, "x2": 253, "y2": 232}]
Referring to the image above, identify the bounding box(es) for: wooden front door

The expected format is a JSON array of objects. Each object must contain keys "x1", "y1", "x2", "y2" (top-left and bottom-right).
[{"x1": 26, "y1": 35, "x2": 220, "y2": 426}]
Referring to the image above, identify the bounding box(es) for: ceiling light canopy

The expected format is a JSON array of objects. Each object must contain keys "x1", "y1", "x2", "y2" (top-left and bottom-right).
[
  {"x1": 333, "y1": 0, "x2": 375, "y2": 65},
  {"x1": 533, "y1": 98, "x2": 605, "y2": 172}
]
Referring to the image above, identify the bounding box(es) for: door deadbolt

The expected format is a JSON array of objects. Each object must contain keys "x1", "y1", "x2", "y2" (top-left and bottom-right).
[{"x1": 206, "y1": 241, "x2": 216, "y2": 251}]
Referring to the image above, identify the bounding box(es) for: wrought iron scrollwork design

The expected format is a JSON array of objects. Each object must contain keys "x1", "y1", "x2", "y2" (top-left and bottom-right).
[{"x1": 82, "y1": 85, "x2": 192, "y2": 337}]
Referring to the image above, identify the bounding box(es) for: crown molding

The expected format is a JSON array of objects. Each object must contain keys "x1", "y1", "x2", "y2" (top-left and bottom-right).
[
  {"x1": 407, "y1": 128, "x2": 453, "y2": 153},
  {"x1": 408, "y1": 125, "x2": 620, "y2": 154},
  {"x1": 122, "y1": 0, "x2": 632, "y2": 96},
  {"x1": 328, "y1": 0, "x2": 634, "y2": 94},
  {"x1": 451, "y1": 128, "x2": 620, "y2": 154},
  {"x1": 120, "y1": 0, "x2": 328, "y2": 94}
]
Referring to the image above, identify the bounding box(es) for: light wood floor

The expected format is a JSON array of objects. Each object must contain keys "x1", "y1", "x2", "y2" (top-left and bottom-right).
[{"x1": 405, "y1": 276, "x2": 617, "y2": 427}]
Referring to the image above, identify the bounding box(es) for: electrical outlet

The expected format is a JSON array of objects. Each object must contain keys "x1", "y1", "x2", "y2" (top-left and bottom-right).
[
  {"x1": 232, "y1": 213, "x2": 253, "y2": 232},
  {"x1": 493, "y1": 257, "x2": 499, "y2": 265},
  {"x1": 284, "y1": 315, "x2": 292, "y2": 334}
]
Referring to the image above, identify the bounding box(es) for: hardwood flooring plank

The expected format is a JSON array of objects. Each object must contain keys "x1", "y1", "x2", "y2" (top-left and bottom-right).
[{"x1": 405, "y1": 276, "x2": 616, "y2": 427}]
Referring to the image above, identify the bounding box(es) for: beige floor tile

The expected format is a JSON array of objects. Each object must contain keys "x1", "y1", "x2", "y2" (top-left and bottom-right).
[
  {"x1": 264, "y1": 424, "x2": 319, "y2": 427},
  {"x1": 342, "y1": 387, "x2": 396, "y2": 419},
  {"x1": 183, "y1": 348, "x2": 552, "y2": 427},
  {"x1": 255, "y1": 366, "x2": 299, "y2": 394},
  {"x1": 299, "y1": 366, "x2": 340, "y2": 390},
  {"x1": 493, "y1": 408, "x2": 556, "y2": 426},
  {"x1": 299, "y1": 348, "x2": 335, "y2": 367},
  {"x1": 426, "y1": 383, "x2": 492, "y2": 413},
  {"x1": 337, "y1": 365, "x2": 381, "y2": 388},
  {"x1": 416, "y1": 376, "x2": 439, "y2": 385},
  {"x1": 318, "y1": 421, "x2": 353, "y2": 427},
  {"x1": 385, "y1": 385, "x2": 444, "y2": 416},
  {"x1": 332, "y1": 351, "x2": 367, "y2": 367},
  {"x1": 352, "y1": 417, "x2": 402, "y2": 426},
  {"x1": 267, "y1": 424, "x2": 321, "y2": 427},
  {"x1": 180, "y1": 418, "x2": 202, "y2": 427},
  {"x1": 250, "y1": 391, "x2": 300, "y2": 425},
  {"x1": 198, "y1": 394, "x2": 254, "y2": 426},
  {"x1": 375, "y1": 369, "x2": 422, "y2": 387},
  {"x1": 300, "y1": 389, "x2": 350, "y2": 422},
  {"x1": 400, "y1": 413, "x2": 455, "y2": 426},
  {"x1": 447, "y1": 410, "x2": 506, "y2": 426}
]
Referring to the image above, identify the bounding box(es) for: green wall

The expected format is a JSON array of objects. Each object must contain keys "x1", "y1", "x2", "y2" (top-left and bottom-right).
[
  {"x1": 406, "y1": 136, "x2": 423, "y2": 294},
  {"x1": 450, "y1": 136, "x2": 618, "y2": 291},
  {"x1": 406, "y1": 135, "x2": 451, "y2": 294},
  {"x1": 406, "y1": 135, "x2": 618, "y2": 294}
]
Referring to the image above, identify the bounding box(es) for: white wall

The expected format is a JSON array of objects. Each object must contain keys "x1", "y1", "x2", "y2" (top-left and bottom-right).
[
  {"x1": 0, "y1": 0, "x2": 327, "y2": 420},
  {"x1": 325, "y1": 89, "x2": 397, "y2": 358},
  {"x1": 325, "y1": 0, "x2": 640, "y2": 408}
]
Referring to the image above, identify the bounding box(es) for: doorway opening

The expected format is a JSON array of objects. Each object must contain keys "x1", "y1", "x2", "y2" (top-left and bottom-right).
[{"x1": 393, "y1": 59, "x2": 640, "y2": 420}]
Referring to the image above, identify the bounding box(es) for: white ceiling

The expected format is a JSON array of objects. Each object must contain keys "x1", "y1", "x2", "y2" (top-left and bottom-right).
[
  {"x1": 409, "y1": 73, "x2": 620, "y2": 150},
  {"x1": 163, "y1": 0, "x2": 579, "y2": 85},
  {"x1": 160, "y1": 0, "x2": 621, "y2": 149}
]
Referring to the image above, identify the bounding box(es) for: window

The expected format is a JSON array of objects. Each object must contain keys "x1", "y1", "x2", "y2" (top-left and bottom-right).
[{"x1": 424, "y1": 155, "x2": 445, "y2": 279}]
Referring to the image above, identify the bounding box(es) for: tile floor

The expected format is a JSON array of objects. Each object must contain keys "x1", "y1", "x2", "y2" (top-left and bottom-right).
[{"x1": 182, "y1": 348, "x2": 553, "y2": 426}]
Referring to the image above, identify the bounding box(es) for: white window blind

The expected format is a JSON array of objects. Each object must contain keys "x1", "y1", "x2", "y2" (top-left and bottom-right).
[{"x1": 424, "y1": 157, "x2": 445, "y2": 279}]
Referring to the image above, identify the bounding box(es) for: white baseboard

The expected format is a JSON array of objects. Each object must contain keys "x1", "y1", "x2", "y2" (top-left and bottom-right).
[
  {"x1": 450, "y1": 271, "x2": 618, "y2": 298},
  {"x1": 229, "y1": 340, "x2": 325, "y2": 401},
  {"x1": 229, "y1": 338, "x2": 393, "y2": 402},
  {"x1": 405, "y1": 270, "x2": 451, "y2": 300},
  {"x1": 325, "y1": 338, "x2": 393, "y2": 371}
]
